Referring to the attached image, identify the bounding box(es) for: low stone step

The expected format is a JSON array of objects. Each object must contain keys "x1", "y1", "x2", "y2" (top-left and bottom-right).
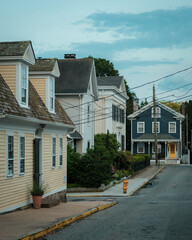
[{"x1": 41, "y1": 199, "x2": 60, "y2": 208}]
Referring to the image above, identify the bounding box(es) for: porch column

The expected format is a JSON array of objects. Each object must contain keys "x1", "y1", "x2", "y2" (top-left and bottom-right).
[
  {"x1": 165, "y1": 142, "x2": 167, "y2": 159},
  {"x1": 131, "y1": 141, "x2": 134, "y2": 154},
  {"x1": 148, "y1": 142, "x2": 150, "y2": 154}
]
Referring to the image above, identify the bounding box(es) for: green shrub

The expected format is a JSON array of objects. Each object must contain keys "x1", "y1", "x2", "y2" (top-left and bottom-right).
[
  {"x1": 115, "y1": 151, "x2": 134, "y2": 170},
  {"x1": 67, "y1": 144, "x2": 81, "y2": 184},
  {"x1": 78, "y1": 147, "x2": 113, "y2": 187}
]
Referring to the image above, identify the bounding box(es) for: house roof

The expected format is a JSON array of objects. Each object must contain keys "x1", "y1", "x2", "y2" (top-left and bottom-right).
[
  {"x1": 0, "y1": 74, "x2": 74, "y2": 126},
  {"x1": 128, "y1": 101, "x2": 185, "y2": 120},
  {"x1": 70, "y1": 130, "x2": 82, "y2": 139},
  {"x1": 29, "y1": 58, "x2": 57, "y2": 72},
  {"x1": 135, "y1": 134, "x2": 176, "y2": 141},
  {"x1": 97, "y1": 76, "x2": 123, "y2": 88},
  {"x1": 55, "y1": 58, "x2": 93, "y2": 94},
  {"x1": 0, "y1": 41, "x2": 32, "y2": 56}
]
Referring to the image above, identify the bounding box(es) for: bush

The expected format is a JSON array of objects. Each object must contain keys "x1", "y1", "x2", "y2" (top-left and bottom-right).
[
  {"x1": 115, "y1": 151, "x2": 134, "y2": 170},
  {"x1": 94, "y1": 132, "x2": 120, "y2": 164},
  {"x1": 67, "y1": 144, "x2": 81, "y2": 184},
  {"x1": 131, "y1": 154, "x2": 151, "y2": 171},
  {"x1": 78, "y1": 147, "x2": 113, "y2": 187}
]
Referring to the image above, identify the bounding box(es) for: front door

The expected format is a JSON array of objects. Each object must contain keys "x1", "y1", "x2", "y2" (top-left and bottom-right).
[{"x1": 170, "y1": 143, "x2": 176, "y2": 158}]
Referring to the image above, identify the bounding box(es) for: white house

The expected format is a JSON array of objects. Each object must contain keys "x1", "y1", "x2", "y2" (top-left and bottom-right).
[{"x1": 95, "y1": 76, "x2": 128, "y2": 150}]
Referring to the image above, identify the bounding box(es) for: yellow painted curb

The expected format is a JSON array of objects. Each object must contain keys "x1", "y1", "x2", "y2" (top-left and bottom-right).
[
  {"x1": 20, "y1": 202, "x2": 117, "y2": 240},
  {"x1": 129, "y1": 166, "x2": 165, "y2": 196}
]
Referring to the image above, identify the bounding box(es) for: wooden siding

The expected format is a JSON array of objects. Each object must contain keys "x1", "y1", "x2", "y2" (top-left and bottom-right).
[
  {"x1": 0, "y1": 132, "x2": 34, "y2": 213},
  {"x1": 29, "y1": 77, "x2": 46, "y2": 104},
  {"x1": 43, "y1": 134, "x2": 67, "y2": 194},
  {"x1": 0, "y1": 65, "x2": 16, "y2": 96},
  {"x1": 94, "y1": 98, "x2": 106, "y2": 134}
]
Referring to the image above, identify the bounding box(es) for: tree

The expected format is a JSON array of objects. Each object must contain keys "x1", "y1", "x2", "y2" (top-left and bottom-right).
[
  {"x1": 124, "y1": 80, "x2": 138, "y2": 150},
  {"x1": 88, "y1": 56, "x2": 119, "y2": 77},
  {"x1": 161, "y1": 101, "x2": 182, "y2": 113},
  {"x1": 185, "y1": 100, "x2": 192, "y2": 148},
  {"x1": 140, "y1": 98, "x2": 148, "y2": 108}
]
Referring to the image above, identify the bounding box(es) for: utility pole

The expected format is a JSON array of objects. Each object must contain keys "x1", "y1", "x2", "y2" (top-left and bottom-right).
[
  {"x1": 153, "y1": 85, "x2": 158, "y2": 166},
  {"x1": 186, "y1": 114, "x2": 188, "y2": 149}
]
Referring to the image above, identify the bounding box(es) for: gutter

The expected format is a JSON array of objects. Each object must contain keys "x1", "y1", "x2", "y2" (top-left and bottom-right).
[{"x1": 3, "y1": 114, "x2": 75, "y2": 131}]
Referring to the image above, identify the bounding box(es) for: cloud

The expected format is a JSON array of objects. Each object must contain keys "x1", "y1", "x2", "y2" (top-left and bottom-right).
[{"x1": 85, "y1": 7, "x2": 192, "y2": 48}]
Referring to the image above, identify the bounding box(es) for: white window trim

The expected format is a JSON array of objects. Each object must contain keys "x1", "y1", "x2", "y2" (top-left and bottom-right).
[
  {"x1": 51, "y1": 136, "x2": 56, "y2": 169},
  {"x1": 6, "y1": 132, "x2": 14, "y2": 178},
  {"x1": 137, "y1": 122, "x2": 145, "y2": 133},
  {"x1": 48, "y1": 76, "x2": 55, "y2": 113},
  {"x1": 137, "y1": 142, "x2": 145, "y2": 153},
  {"x1": 18, "y1": 133, "x2": 25, "y2": 176},
  {"x1": 58, "y1": 136, "x2": 63, "y2": 168},
  {"x1": 20, "y1": 64, "x2": 29, "y2": 108},
  {"x1": 152, "y1": 122, "x2": 160, "y2": 133},
  {"x1": 169, "y1": 122, "x2": 176, "y2": 133}
]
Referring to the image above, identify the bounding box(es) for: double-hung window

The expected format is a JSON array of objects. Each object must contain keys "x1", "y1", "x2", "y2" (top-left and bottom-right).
[
  {"x1": 21, "y1": 65, "x2": 27, "y2": 105},
  {"x1": 137, "y1": 142, "x2": 145, "y2": 153},
  {"x1": 19, "y1": 136, "x2": 25, "y2": 175},
  {"x1": 152, "y1": 107, "x2": 161, "y2": 118},
  {"x1": 59, "y1": 137, "x2": 63, "y2": 167},
  {"x1": 87, "y1": 104, "x2": 90, "y2": 124},
  {"x1": 152, "y1": 122, "x2": 160, "y2": 133},
  {"x1": 49, "y1": 77, "x2": 54, "y2": 112},
  {"x1": 7, "y1": 135, "x2": 14, "y2": 176},
  {"x1": 52, "y1": 137, "x2": 56, "y2": 168},
  {"x1": 137, "y1": 122, "x2": 145, "y2": 133},
  {"x1": 169, "y1": 122, "x2": 176, "y2": 133}
]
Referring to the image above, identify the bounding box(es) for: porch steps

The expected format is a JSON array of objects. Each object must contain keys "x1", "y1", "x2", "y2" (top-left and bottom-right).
[{"x1": 41, "y1": 199, "x2": 60, "y2": 208}]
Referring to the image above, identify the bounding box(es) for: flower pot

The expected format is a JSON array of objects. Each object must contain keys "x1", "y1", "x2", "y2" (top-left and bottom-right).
[{"x1": 32, "y1": 195, "x2": 42, "y2": 209}]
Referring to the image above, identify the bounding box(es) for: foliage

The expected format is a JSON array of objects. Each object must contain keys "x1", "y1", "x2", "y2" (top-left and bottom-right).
[
  {"x1": 77, "y1": 147, "x2": 113, "y2": 187},
  {"x1": 161, "y1": 101, "x2": 182, "y2": 113},
  {"x1": 140, "y1": 98, "x2": 148, "y2": 108},
  {"x1": 88, "y1": 56, "x2": 119, "y2": 77},
  {"x1": 94, "y1": 132, "x2": 120, "y2": 164},
  {"x1": 67, "y1": 144, "x2": 81, "y2": 184},
  {"x1": 130, "y1": 154, "x2": 151, "y2": 171},
  {"x1": 124, "y1": 80, "x2": 138, "y2": 150},
  {"x1": 114, "y1": 150, "x2": 134, "y2": 170},
  {"x1": 185, "y1": 100, "x2": 192, "y2": 147},
  {"x1": 29, "y1": 182, "x2": 48, "y2": 196}
]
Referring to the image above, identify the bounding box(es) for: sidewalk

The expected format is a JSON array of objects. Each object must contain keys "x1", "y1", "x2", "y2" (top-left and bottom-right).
[
  {"x1": 0, "y1": 165, "x2": 164, "y2": 240},
  {"x1": 67, "y1": 165, "x2": 164, "y2": 197}
]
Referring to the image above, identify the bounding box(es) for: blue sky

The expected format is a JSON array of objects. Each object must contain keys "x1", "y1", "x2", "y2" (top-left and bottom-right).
[{"x1": 1, "y1": 0, "x2": 192, "y2": 102}]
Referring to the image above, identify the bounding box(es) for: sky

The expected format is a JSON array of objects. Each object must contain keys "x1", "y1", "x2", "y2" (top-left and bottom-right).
[{"x1": 1, "y1": 0, "x2": 192, "y2": 103}]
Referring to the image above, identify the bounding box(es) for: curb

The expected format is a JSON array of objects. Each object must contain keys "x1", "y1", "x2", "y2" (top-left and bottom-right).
[
  {"x1": 129, "y1": 166, "x2": 165, "y2": 196},
  {"x1": 20, "y1": 202, "x2": 117, "y2": 240}
]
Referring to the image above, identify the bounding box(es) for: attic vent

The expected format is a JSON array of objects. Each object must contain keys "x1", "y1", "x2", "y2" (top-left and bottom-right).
[{"x1": 64, "y1": 54, "x2": 76, "y2": 59}]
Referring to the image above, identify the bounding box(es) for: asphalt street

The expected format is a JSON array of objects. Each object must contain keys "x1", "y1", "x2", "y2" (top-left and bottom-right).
[{"x1": 46, "y1": 166, "x2": 192, "y2": 240}]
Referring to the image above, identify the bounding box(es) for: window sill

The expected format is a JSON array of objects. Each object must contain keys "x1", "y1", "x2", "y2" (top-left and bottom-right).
[
  {"x1": 58, "y1": 165, "x2": 63, "y2": 168},
  {"x1": 51, "y1": 167, "x2": 56, "y2": 170},
  {"x1": 19, "y1": 173, "x2": 25, "y2": 177},
  {"x1": 6, "y1": 175, "x2": 13, "y2": 179}
]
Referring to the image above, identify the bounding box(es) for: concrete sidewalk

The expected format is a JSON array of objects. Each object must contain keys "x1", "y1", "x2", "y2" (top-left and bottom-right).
[
  {"x1": 67, "y1": 166, "x2": 165, "y2": 197},
  {"x1": 0, "y1": 166, "x2": 164, "y2": 240}
]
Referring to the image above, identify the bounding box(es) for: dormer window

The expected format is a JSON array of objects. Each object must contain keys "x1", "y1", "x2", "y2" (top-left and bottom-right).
[
  {"x1": 49, "y1": 77, "x2": 55, "y2": 112},
  {"x1": 21, "y1": 65, "x2": 28, "y2": 105}
]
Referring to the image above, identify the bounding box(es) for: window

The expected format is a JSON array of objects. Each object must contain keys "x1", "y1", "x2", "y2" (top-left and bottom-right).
[
  {"x1": 59, "y1": 138, "x2": 63, "y2": 166},
  {"x1": 137, "y1": 122, "x2": 145, "y2": 133},
  {"x1": 87, "y1": 141, "x2": 90, "y2": 150},
  {"x1": 7, "y1": 135, "x2": 14, "y2": 176},
  {"x1": 121, "y1": 135, "x2": 125, "y2": 150},
  {"x1": 112, "y1": 105, "x2": 125, "y2": 123},
  {"x1": 87, "y1": 104, "x2": 90, "y2": 124},
  {"x1": 49, "y1": 77, "x2": 54, "y2": 112},
  {"x1": 169, "y1": 122, "x2": 176, "y2": 133},
  {"x1": 21, "y1": 65, "x2": 27, "y2": 105},
  {"x1": 52, "y1": 137, "x2": 56, "y2": 168},
  {"x1": 152, "y1": 107, "x2": 161, "y2": 118},
  {"x1": 19, "y1": 136, "x2": 25, "y2": 174},
  {"x1": 137, "y1": 142, "x2": 145, "y2": 153},
  {"x1": 152, "y1": 122, "x2": 160, "y2": 133},
  {"x1": 73, "y1": 139, "x2": 77, "y2": 152}
]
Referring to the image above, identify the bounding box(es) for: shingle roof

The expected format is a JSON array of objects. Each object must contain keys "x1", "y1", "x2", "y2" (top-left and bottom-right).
[
  {"x1": 97, "y1": 76, "x2": 123, "y2": 88},
  {"x1": 29, "y1": 58, "x2": 57, "y2": 72},
  {"x1": 0, "y1": 41, "x2": 31, "y2": 56},
  {"x1": 55, "y1": 58, "x2": 93, "y2": 94},
  {"x1": 135, "y1": 134, "x2": 176, "y2": 140},
  {"x1": 0, "y1": 74, "x2": 74, "y2": 126}
]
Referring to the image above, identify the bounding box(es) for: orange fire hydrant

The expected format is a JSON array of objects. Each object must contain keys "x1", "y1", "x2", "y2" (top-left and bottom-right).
[{"x1": 122, "y1": 178, "x2": 128, "y2": 194}]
